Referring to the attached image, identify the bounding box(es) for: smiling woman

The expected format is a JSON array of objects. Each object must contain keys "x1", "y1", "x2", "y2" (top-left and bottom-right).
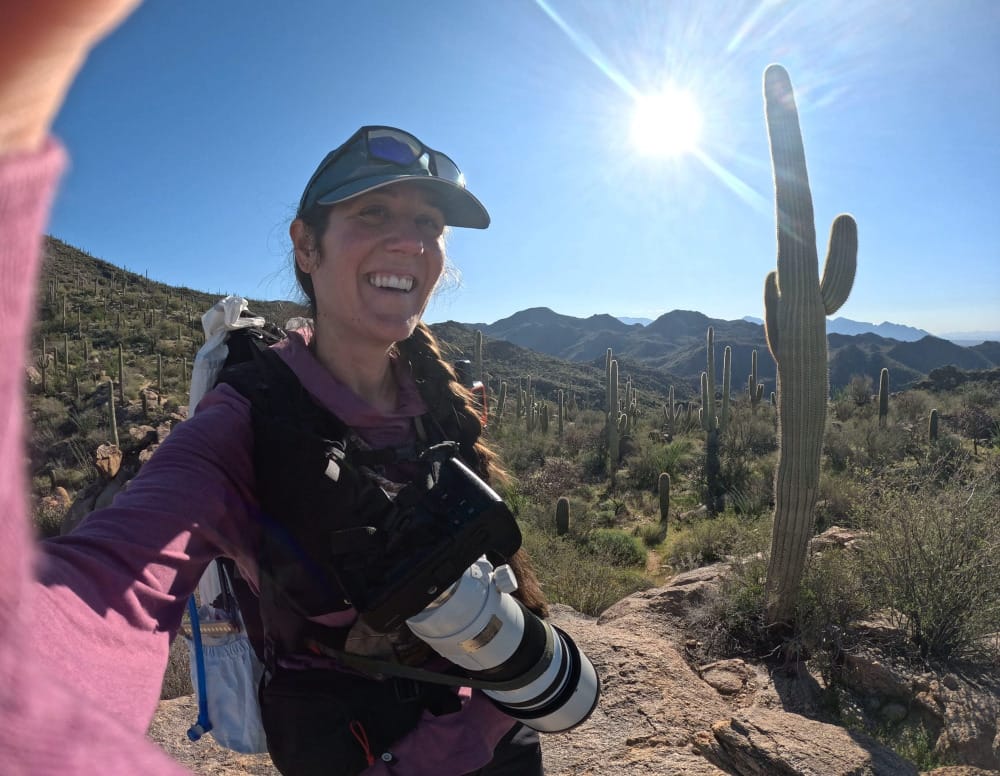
[{"x1": 629, "y1": 87, "x2": 703, "y2": 157}]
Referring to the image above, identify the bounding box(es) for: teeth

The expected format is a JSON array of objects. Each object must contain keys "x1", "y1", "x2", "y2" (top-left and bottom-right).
[{"x1": 369, "y1": 273, "x2": 413, "y2": 292}]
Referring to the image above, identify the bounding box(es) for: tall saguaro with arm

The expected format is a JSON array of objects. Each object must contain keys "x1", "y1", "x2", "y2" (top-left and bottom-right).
[{"x1": 761, "y1": 65, "x2": 858, "y2": 625}]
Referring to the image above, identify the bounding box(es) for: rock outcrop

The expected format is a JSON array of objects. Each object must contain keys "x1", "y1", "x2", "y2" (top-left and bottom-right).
[{"x1": 150, "y1": 562, "x2": 1000, "y2": 774}]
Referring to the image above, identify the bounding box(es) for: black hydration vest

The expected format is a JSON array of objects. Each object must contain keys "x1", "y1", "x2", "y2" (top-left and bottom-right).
[{"x1": 217, "y1": 346, "x2": 468, "y2": 775}]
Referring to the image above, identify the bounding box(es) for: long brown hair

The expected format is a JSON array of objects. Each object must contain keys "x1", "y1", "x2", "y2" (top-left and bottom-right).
[
  {"x1": 396, "y1": 323, "x2": 548, "y2": 617},
  {"x1": 292, "y1": 206, "x2": 549, "y2": 617}
]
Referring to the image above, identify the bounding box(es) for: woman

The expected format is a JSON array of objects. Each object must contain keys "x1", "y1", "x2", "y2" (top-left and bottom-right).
[{"x1": 0, "y1": 4, "x2": 551, "y2": 774}]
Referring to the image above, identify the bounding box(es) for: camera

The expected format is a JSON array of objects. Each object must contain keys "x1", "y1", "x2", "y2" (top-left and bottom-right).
[
  {"x1": 329, "y1": 453, "x2": 522, "y2": 631},
  {"x1": 328, "y1": 452, "x2": 600, "y2": 733}
]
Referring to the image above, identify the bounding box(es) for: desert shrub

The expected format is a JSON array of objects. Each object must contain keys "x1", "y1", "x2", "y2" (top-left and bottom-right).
[
  {"x1": 31, "y1": 395, "x2": 70, "y2": 431},
  {"x1": 726, "y1": 410, "x2": 778, "y2": 457},
  {"x1": 626, "y1": 438, "x2": 694, "y2": 491},
  {"x1": 703, "y1": 553, "x2": 768, "y2": 657},
  {"x1": 794, "y1": 547, "x2": 871, "y2": 662},
  {"x1": 585, "y1": 528, "x2": 646, "y2": 567},
  {"x1": 855, "y1": 423, "x2": 915, "y2": 471},
  {"x1": 857, "y1": 467, "x2": 1000, "y2": 662},
  {"x1": 816, "y1": 471, "x2": 863, "y2": 529},
  {"x1": 518, "y1": 456, "x2": 582, "y2": 503},
  {"x1": 706, "y1": 545, "x2": 869, "y2": 664},
  {"x1": 663, "y1": 514, "x2": 769, "y2": 573},
  {"x1": 498, "y1": 431, "x2": 551, "y2": 476},
  {"x1": 959, "y1": 382, "x2": 999, "y2": 411},
  {"x1": 955, "y1": 406, "x2": 998, "y2": 451},
  {"x1": 519, "y1": 524, "x2": 650, "y2": 615},
  {"x1": 922, "y1": 433, "x2": 969, "y2": 481},
  {"x1": 893, "y1": 390, "x2": 930, "y2": 425},
  {"x1": 847, "y1": 374, "x2": 874, "y2": 406},
  {"x1": 823, "y1": 423, "x2": 855, "y2": 472},
  {"x1": 635, "y1": 521, "x2": 667, "y2": 548}
]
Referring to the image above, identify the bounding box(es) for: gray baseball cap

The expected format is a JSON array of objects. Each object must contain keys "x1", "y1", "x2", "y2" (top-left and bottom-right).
[{"x1": 298, "y1": 125, "x2": 490, "y2": 229}]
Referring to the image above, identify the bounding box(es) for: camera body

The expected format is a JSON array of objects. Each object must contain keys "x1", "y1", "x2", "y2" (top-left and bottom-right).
[{"x1": 329, "y1": 455, "x2": 522, "y2": 632}]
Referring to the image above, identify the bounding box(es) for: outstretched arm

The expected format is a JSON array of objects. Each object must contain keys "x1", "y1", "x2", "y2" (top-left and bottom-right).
[{"x1": 0, "y1": 2, "x2": 194, "y2": 772}]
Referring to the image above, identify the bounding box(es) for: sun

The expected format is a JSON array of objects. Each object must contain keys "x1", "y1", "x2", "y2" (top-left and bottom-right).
[{"x1": 629, "y1": 88, "x2": 703, "y2": 158}]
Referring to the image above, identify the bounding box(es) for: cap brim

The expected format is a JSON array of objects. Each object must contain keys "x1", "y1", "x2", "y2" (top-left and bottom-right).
[{"x1": 314, "y1": 175, "x2": 490, "y2": 229}]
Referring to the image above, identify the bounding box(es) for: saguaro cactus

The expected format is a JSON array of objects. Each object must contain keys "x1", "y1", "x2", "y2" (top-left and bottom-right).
[
  {"x1": 496, "y1": 381, "x2": 508, "y2": 427},
  {"x1": 107, "y1": 378, "x2": 120, "y2": 448},
  {"x1": 761, "y1": 65, "x2": 858, "y2": 625},
  {"x1": 555, "y1": 496, "x2": 571, "y2": 536},
  {"x1": 878, "y1": 368, "x2": 889, "y2": 429},
  {"x1": 608, "y1": 359, "x2": 620, "y2": 471},
  {"x1": 474, "y1": 329, "x2": 484, "y2": 385},
  {"x1": 928, "y1": 408, "x2": 939, "y2": 442},
  {"x1": 658, "y1": 472, "x2": 671, "y2": 527},
  {"x1": 700, "y1": 328, "x2": 731, "y2": 515},
  {"x1": 748, "y1": 349, "x2": 764, "y2": 415},
  {"x1": 117, "y1": 343, "x2": 125, "y2": 405}
]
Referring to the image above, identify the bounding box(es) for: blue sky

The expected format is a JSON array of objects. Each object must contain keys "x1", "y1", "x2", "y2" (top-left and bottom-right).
[{"x1": 51, "y1": 0, "x2": 999, "y2": 337}]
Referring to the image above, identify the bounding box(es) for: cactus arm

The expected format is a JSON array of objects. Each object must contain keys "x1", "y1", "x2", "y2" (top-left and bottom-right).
[
  {"x1": 764, "y1": 271, "x2": 780, "y2": 359},
  {"x1": 820, "y1": 215, "x2": 858, "y2": 315}
]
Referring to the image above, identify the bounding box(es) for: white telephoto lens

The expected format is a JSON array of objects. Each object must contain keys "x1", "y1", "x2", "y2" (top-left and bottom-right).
[{"x1": 407, "y1": 558, "x2": 523, "y2": 673}]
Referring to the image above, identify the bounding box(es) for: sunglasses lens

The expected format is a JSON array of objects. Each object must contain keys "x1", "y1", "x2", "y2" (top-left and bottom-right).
[
  {"x1": 368, "y1": 128, "x2": 422, "y2": 166},
  {"x1": 432, "y1": 152, "x2": 465, "y2": 187}
]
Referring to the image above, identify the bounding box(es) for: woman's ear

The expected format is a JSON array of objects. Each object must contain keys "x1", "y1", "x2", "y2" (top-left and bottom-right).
[{"x1": 290, "y1": 218, "x2": 317, "y2": 273}]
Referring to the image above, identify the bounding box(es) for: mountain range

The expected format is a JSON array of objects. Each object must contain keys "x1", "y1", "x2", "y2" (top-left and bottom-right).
[
  {"x1": 37, "y1": 237, "x2": 1000, "y2": 405},
  {"x1": 462, "y1": 307, "x2": 1000, "y2": 396}
]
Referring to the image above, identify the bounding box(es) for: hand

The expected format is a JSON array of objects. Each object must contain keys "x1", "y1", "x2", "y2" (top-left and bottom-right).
[{"x1": 0, "y1": 0, "x2": 142, "y2": 153}]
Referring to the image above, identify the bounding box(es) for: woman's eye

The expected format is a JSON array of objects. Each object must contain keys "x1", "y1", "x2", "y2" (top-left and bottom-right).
[
  {"x1": 358, "y1": 205, "x2": 389, "y2": 222},
  {"x1": 417, "y1": 215, "x2": 444, "y2": 237}
]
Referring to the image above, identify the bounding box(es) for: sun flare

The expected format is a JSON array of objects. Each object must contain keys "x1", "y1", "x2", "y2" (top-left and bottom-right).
[{"x1": 630, "y1": 88, "x2": 703, "y2": 158}]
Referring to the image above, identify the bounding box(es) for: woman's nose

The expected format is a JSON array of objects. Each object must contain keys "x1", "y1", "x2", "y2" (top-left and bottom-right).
[{"x1": 384, "y1": 220, "x2": 425, "y2": 254}]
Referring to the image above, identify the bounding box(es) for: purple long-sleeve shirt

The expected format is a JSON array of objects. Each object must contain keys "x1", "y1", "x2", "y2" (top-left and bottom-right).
[{"x1": 0, "y1": 140, "x2": 514, "y2": 775}]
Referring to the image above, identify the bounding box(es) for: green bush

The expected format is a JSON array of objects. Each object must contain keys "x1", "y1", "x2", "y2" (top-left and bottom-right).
[
  {"x1": 635, "y1": 521, "x2": 667, "y2": 548},
  {"x1": 857, "y1": 467, "x2": 1000, "y2": 662},
  {"x1": 663, "y1": 514, "x2": 769, "y2": 572},
  {"x1": 585, "y1": 528, "x2": 646, "y2": 567},
  {"x1": 626, "y1": 438, "x2": 694, "y2": 491},
  {"x1": 520, "y1": 524, "x2": 650, "y2": 615}
]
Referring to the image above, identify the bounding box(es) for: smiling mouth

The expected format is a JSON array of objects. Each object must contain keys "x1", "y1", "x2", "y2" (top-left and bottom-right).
[{"x1": 368, "y1": 273, "x2": 414, "y2": 293}]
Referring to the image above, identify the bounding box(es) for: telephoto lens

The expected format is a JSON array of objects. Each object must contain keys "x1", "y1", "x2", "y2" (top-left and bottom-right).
[{"x1": 407, "y1": 557, "x2": 600, "y2": 732}]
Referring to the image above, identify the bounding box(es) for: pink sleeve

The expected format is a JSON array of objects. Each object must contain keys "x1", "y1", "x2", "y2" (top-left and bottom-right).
[
  {"x1": 0, "y1": 140, "x2": 199, "y2": 775},
  {"x1": 361, "y1": 690, "x2": 517, "y2": 776},
  {"x1": 32, "y1": 383, "x2": 259, "y2": 729}
]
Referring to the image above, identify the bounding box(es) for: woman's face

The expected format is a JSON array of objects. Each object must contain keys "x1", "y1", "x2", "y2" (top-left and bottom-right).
[{"x1": 296, "y1": 181, "x2": 447, "y2": 350}]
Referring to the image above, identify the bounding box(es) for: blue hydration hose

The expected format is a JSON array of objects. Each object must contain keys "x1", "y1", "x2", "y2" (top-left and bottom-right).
[{"x1": 186, "y1": 596, "x2": 213, "y2": 741}]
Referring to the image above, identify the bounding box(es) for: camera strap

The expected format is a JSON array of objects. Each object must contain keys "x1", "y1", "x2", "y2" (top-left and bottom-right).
[{"x1": 303, "y1": 621, "x2": 556, "y2": 694}]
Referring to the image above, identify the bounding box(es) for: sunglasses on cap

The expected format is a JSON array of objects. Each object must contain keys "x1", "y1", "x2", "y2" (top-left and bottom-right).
[{"x1": 297, "y1": 125, "x2": 490, "y2": 229}]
